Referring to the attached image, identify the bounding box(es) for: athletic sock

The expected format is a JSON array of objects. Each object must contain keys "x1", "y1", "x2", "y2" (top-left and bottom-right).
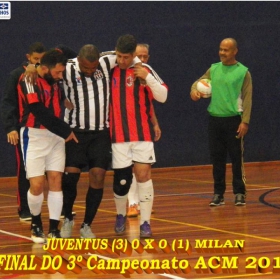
[
  {"x1": 48, "y1": 191, "x2": 63, "y2": 221},
  {"x1": 114, "y1": 193, "x2": 128, "y2": 216},
  {"x1": 62, "y1": 172, "x2": 80, "y2": 221},
  {"x1": 138, "y1": 179, "x2": 154, "y2": 224},
  {"x1": 49, "y1": 219, "x2": 60, "y2": 232},
  {"x1": 83, "y1": 187, "x2": 103, "y2": 226},
  {"x1": 128, "y1": 173, "x2": 138, "y2": 206},
  {"x1": 27, "y1": 190, "x2": 44, "y2": 216}
]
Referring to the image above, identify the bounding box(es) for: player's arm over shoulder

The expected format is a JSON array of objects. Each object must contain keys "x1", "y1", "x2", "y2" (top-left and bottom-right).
[{"x1": 143, "y1": 63, "x2": 168, "y2": 103}]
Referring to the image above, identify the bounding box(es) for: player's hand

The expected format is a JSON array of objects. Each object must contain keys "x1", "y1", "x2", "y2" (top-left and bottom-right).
[
  {"x1": 65, "y1": 132, "x2": 79, "y2": 143},
  {"x1": 236, "y1": 122, "x2": 248, "y2": 138},
  {"x1": 7, "y1": 131, "x2": 19, "y2": 145},
  {"x1": 190, "y1": 90, "x2": 201, "y2": 101},
  {"x1": 64, "y1": 99, "x2": 74, "y2": 110},
  {"x1": 23, "y1": 64, "x2": 37, "y2": 84},
  {"x1": 153, "y1": 124, "x2": 161, "y2": 141},
  {"x1": 134, "y1": 64, "x2": 148, "y2": 80}
]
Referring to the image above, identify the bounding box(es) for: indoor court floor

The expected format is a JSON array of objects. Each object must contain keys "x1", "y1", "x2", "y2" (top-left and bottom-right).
[{"x1": 0, "y1": 161, "x2": 280, "y2": 279}]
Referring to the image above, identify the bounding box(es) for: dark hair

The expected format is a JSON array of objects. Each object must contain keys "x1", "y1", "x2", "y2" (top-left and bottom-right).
[
  {"x1": 78, "y1": 44, "x2": 100, "y2": 62},
  {"x1": 116, "y1": 34, "x2": 137, "y2": 54},
  {"x1": 28, "y1": 42, "x2": 46, "y2": 55},
  {"x1": 40, "y1": 49, "x2": 67, "y2": 69}
]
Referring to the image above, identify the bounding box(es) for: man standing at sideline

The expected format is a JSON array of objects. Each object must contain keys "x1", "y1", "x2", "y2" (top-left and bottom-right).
[
  {"x1": 127, "y1": 43, "x2": 161, "y2": 217},
  {"x1": 190, "y1": 38, "x2": 252, "y2": 207},
  {"x1": 18, "y1": 49, "x2": 77, "y2": 243},
  {"x1": 110, "y1": 34, "x2": 168, "y2": 238},
  {"x1": 0, "y1": 42, "x2": 46, "y2": 221}
]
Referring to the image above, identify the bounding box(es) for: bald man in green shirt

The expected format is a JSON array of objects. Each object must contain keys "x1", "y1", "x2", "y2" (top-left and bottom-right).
[{"x1": 190, "y1": 38, "x2": 252, "y2": 207}]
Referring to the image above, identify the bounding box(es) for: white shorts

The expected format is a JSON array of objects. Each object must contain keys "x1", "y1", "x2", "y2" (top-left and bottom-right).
[
  {"x1": 112, "y1": 141, "x2": 156, "y2": 169},
  {"x1": 20, "y1": 127, "x2": 65, "y2": 179}
]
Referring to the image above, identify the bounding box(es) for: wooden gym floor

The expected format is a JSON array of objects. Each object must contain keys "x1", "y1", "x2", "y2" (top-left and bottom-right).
[{"x1": 0, "y1": 161, "x2": 280, "y2": 279}]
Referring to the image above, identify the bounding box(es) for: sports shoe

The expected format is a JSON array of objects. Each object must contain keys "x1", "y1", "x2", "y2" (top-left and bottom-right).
[
  {"x1": 31, "y1": 225, "x2": 46, "y2": 244},
  {"x1": 60, "y1": 210, "x2": 76, "y2": 219},
  {"x1": 48, "y1": 229, "x2": 61, "y2": 238},
  {"x1": 114, "y1": 214, "x2": 127, "y2": 234},
  {"x1": 235, "y1": 193, "x2": 246, "y2": 206},
  {"x1": 127, "y1": 204, "x2": 138, "y2": 217},
  {"x1": 209, "y1": 194, "x2": 225, "y2": 206},
  {"x1": 19, "y1": 209, "x2": 32, "y2": 221},
  {"x1": 80, "y1": 224, "x2": 96, "y2": 238},
  {"x1": 60, "y1": 218, "x2": 74, "y2": 238},
  {"x1": 140, "y1": 221, "x2": 152, "y2": 238}
]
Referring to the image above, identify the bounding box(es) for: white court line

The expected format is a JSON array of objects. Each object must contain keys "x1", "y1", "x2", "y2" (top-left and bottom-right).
[
  {"x1": 0, "y1": 229, "x2": 187, "y2": 280},
  {"x1": 0, "y1": 229, "x2": 32, "y2": 241}
]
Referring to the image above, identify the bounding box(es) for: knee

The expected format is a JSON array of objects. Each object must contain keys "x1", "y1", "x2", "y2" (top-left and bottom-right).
[
  {"x1": 89, "y1": 168, "x2": 106, "y2": 188},
  {"x1": 113, "y1": 166, "x2": 133, "y2": 196},
  {"x1": 62, "y1": 173, "x2": 80, "y2": 197},
  {"x1": 135, "y1": 170, "x2": 151, "y2": 183}
]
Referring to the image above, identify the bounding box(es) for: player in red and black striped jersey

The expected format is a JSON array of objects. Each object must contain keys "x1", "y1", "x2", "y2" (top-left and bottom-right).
[
  {"x1": 0, "y1": 42, "x2": 47, "y2": 221},
  {"x1": 110, "y1": 34, "x2": 168, "y2": 238},
  {"x1": 17, "y1": 49, "x2": 77, "y2": 243}
]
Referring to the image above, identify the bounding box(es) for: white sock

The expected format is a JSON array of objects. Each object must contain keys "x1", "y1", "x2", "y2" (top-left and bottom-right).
[
  {"x1": 138, "y1": 179, "x2": 154, "y2": 224},
  {"x1": 27, "y1": 190, "x2": 44, "y2": 216},
  {"x1": 128, "y1": 173, "x2": 138, "y2": 206},
  {"x1": 47, "y1": 191, "x2": 63, "y2": 220},
  {"x1": 114, "y1": 193, "x2": 128, "y2": 216}
]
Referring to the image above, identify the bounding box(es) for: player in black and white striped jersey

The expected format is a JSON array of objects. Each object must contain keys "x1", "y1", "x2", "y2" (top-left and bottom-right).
[{"x1": 60, "y1": 45, "x2": 118, "y2": 238}]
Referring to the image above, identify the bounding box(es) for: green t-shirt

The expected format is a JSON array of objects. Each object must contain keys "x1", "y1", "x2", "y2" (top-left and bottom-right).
[{"x1": 207, "y1": 62, "x2": 248, "y2": 117}]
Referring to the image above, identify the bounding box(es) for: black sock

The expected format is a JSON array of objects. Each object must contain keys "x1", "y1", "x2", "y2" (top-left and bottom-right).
[
  {"x1": 62, "y1": 172, "x2": 80, "y2": 221},
  {"x1": 83, "y1": 187, "x2": 103, "y2": 226},
  {"x1": 49, "y1": 219, "x2": 59, "y2": 232},
  {"x1": 31, "y1": 214, "x2": 42, "y2": 228}
]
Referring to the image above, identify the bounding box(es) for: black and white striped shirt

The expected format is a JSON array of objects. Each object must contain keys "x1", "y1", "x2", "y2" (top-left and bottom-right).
[{"x1": 63, "y1": 56, "x2": 116, "y2": 131}]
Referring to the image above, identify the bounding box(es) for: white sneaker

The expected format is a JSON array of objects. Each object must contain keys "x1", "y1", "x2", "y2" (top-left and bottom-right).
[
  {"x1": 80, "y1": 224, "x2": 96, "y2": 238},
  {"x1": 60, "y1": 218, "x2": 74, "y2": 238}
]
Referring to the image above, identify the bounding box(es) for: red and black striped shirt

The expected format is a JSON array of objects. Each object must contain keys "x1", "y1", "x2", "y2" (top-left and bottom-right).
[
  {"x1": 110, "y1": 66, "x2": 157, "y2": 143},
  {"x1": 17, "y1": 75, "x2": 62, "y2": 128}
]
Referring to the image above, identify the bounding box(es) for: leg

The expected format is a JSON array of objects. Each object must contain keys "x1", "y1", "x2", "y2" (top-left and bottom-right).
[
  {"x1": 113, "y1": 166, "x2": 133, "y2": 234},
  {"x1": 208, "y1": 117, "x2": 227, "y2": 196},
  {"x1": 62, "y1": 167, "x2": 80, "y2": 221},
  {"x1": 80, "y1": 130, "x2": 111, "y2": 238},
  {"x1": 60, "y1": 168, "x2": 80, "y2": 238},
  {"x1": 127, "y1": 173, "x2": 139, "y2": 217},
  {"x1": 80, "y1": 167, "x2": 106, "y2": 238},
  {"x1": 28, "y1": 175, "x2": 45, "y2": 243},
  {"x1": 16, "y1": 141, "x2": 31, "y2": 220},
  {"x1": 227, "y1": 117, "x2": 246, "y2": 195},
  {"x1": 46, "y1": 171, "x2": 63, "y2": 236},
  {"x1": 226, "y1": 116, "x2": 246, "y2": 206},
  {"x1": 132, "y1": 141, "x2": 155, "y2": 238},
  {"x1": 134, "y1": 163, "x2": 154, "y2": 237}
]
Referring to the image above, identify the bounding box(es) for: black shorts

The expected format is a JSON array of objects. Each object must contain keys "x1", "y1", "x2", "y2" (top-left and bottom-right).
[{"x1": 65, "y1": 129, "x2": 112, "y2": 170}]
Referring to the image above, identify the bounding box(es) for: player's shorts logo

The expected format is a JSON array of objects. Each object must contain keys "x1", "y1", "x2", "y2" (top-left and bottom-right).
[{"x1": 0, "y1": 2, "x2": 11, "y2": 20}]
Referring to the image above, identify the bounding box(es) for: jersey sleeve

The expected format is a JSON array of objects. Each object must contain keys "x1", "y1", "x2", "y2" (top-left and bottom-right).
[{"x1": 144, "y1": 64, "x2": 168, "y2": 103}]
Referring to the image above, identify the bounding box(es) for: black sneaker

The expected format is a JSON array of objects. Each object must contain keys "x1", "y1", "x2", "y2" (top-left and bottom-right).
[
  {"x1": 48, "y1": 229, "x2": 61, "y2": 238},
  {"x1": 209, "y1": 194, "x2": 225, "y2": 206},
  {"x1": 18, "y1": 209, "x2": 32, "y2": 221},
  {"x1": 31, "y1": 225, "x2": 46, "y2": 244},
  {"x1": 235, "y1": 193, "x2": 246, "y2": 206}
]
